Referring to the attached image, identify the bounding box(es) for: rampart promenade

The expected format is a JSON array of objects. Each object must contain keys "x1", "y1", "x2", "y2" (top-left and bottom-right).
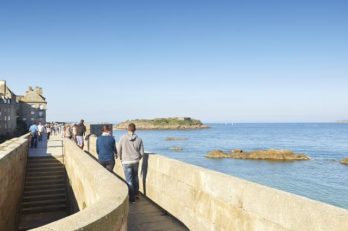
[{"x1": 0, "y1": 133, "x2": 348, "y2": 230}]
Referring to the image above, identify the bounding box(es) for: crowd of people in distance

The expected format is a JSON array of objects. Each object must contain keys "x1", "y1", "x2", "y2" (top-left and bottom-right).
[
  {"x1": 63, "y1": 120, "x2": 86, "y2": 149},
  {"x1": 29, "y1": 121, "x2": 64, "y2": 148}
]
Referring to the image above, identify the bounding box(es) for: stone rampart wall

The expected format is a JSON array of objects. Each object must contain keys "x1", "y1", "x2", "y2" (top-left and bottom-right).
[
  {"x1": 0, "y1": 134, "x2": 29, "y2": 231},
  {"x1": 88, "y1": 136, "x2": 348, "y2": 231}
]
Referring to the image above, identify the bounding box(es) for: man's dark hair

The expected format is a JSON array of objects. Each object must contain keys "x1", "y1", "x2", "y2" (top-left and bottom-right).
[
  {"x1": 102, "y1": 125, "x2": 111, "y2": 132},
  {"x1": 80, "y1": 119, "x2": 84, "y2": 124},
  {"x1": 128, "y1": 123, "x2": 136, "y2": 132}
]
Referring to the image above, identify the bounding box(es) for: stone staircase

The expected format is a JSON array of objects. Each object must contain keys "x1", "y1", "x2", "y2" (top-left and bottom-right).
[{"x1": 18, "y1": 156, "x2": 69, "y2": 231}]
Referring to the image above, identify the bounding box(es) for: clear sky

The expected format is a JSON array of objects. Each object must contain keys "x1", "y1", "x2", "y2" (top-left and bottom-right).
[{"x1": 1, "y1": 0, "x2": 348, "y2": 123}]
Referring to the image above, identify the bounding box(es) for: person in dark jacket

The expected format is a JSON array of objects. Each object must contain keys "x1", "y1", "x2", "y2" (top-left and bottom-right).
[
  {"x1": 76, "y1": 119, "x2": 86, "y2": 149},
  {"x1": 96, "y1": 125, "x2": 117, "y2": 172}
]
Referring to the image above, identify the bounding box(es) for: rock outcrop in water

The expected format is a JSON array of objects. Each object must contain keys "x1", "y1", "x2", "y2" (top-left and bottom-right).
[
  {"x1": 165, "y1": 137, "x2": 189, "y2": 141},
  {"x1": 207, "y1": 149, "x2": 310, "y2": 161},
  {"x1": 114, "y1": 117, "x2": 208, "y2": 130},
  {"x1": 169, "y1": 146, "x2": 184, "y2": 152},
  {"x1": 340, "y1": 158, "x2": 348, "y2": 165}
]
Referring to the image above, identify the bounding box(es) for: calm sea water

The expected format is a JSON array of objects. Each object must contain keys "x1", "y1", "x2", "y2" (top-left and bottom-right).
[{"x1": 114, "y1": 123, "x2": 348, "y2": 209}]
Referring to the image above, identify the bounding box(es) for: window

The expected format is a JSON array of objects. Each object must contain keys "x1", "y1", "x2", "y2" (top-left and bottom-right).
[
  {"x1": 8, "y1": 116, "x2": 10, "y2": 121},
  {"x1": 39, "y1": 111, "x2": 43, "y2": 117},
  {"x1": 31, "y1": 111, "x2": 35, "y2": 115},
  {"x1": 31, "y1": 118, "x2": 35, "y2": 121},
  {"x1": 23, "y1": 118, "x2": 27, "y2": 121}
]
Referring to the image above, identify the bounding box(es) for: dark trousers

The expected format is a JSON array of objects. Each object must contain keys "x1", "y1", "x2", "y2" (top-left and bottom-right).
[
  {"x1": 31, "y1": 134, "x2": 38, "y2": 148},
  {"x1": 99, "y1": 160, "x2": 115, "y2": 172},
  {"x1": 47, "y1": 132, "x2": 51, "y2": 140},
  {"x1": 123, "y1": 163, "x2": 139, "y2": 202},
  {"x1": 38, "y1": 132, "x2": 43, "y2": 141}
]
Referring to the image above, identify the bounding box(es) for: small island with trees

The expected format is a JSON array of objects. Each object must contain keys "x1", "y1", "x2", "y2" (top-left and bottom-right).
[{"x1": 114, "y1": 117, "x2": 208, "y2": 130}]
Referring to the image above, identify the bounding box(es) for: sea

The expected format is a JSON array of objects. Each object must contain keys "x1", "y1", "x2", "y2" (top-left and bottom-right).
[{"x1": 114, "y1": 123, "x2": 348, "y2": 209}]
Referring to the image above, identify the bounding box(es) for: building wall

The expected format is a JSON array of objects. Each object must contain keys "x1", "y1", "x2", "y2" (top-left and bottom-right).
[
  {"x1": 18, "y1": 103, "x2": 46, "y2": 127},
  {"x1": 0, "y1": 80, "x2": 18, "y2": 137},
  {"x1": 18, "y1": 87, "x2": 47, "y2": 127},
  {"x1": 0, "y1": 82, "x2": 47, "y2": 132},
  {"x1": 0, "y1": 101, "x2": 17, "y2": 136}
]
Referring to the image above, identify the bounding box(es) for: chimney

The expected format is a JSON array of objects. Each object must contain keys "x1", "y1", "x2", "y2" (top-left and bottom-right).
[
  {"x1": 0, "y1": 80, "x2": 6, "y2": 95},
  {"x1": 35, "y1": 87, "x2": 43, "y2": 95}
]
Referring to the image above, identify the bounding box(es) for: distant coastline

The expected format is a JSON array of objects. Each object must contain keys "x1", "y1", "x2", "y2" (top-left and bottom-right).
[
  {"x1": 114, "y1": 117, "x2": 208, "y2": 130},
  {"x1": 337, "y1": 120, "x2": 348, "y2": 124}
]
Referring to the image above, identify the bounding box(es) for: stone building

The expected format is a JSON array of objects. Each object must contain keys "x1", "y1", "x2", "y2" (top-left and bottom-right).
[
  {"x1": 0, "y1": 80, "x2": 47, "y2": 139},
  {"x1": 17, "y1": 86, "x2": 47, "y2": 127},
  {"x1": 0, "y1": 81, "x2": 17, "y2": 137}
]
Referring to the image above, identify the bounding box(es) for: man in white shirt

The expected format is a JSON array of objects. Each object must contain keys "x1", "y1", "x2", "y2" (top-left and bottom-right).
[{"x1": 37, "y1": 122, "x2": 45, "y2": 142}]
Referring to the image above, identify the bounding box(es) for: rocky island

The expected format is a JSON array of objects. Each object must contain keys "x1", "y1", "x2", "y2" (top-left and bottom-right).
[
  {"x1": 114, "y1": 117, "x2": 208, "y2": 130},
  {"x1": 340, "y1": 158, "x2": 348, "y2": 165},
  {"x1": 207, "y1": 149, "x2": 310, "y2": 161}
]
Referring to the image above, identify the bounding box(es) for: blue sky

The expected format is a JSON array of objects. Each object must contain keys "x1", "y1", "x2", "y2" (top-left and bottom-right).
[{"x1": 1, "y1": 0, "x2": 348, "y2": 123}]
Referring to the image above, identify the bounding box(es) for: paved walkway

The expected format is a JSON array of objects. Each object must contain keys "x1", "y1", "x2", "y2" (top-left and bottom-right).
[
  {"x1": 29, "y1": 134, "x2": 63, "y2": 157},
  {"x1": 128, "y1": 195, "x2": 188, "y2": 231}
]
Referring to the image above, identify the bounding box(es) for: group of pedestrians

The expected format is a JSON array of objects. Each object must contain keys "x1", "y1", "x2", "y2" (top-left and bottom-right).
[
  {"x1": 96, "y1": 123, "x2": 144, "y2": 203},
  {"x1": 30, "y1": 120, "x2": 144, "y2": 203},
  {"x1": 29, "y1": 122, "x2": 63, "y2": 148},
  {"x1": 63, "y1": 120, "x2": 86, "y2": 149}
]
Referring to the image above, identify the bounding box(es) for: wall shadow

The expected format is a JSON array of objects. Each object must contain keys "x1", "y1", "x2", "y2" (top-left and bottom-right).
[{"x1": 141, "y1": 153, "x2": 150, "y2": 196}]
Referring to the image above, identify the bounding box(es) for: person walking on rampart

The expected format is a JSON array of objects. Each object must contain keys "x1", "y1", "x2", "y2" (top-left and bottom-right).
[
  {"x1": 64, "y1": 125, "x2": 71, "y2": 139},
  {"x1": 118, "y1": 123, "x2": 144, "y2": 203},
  {"x1": 96, "y1": 125, "x2": 117, "y2": 172},
  {"x1": 29, "y1": 122, "x2": 39, "y2": 148},
  {"x1": 72, "y1": 124, "x2": 77, "y2": 142},
  {"x1": 76, "y1": 119, "x2": 86, "y2": 149},
  {"x1": 37, "y1": 122, "x2": 45, "y2": 142},
  {"x1": 46, "y1": 124, "x2": 52, "y2": 140}
]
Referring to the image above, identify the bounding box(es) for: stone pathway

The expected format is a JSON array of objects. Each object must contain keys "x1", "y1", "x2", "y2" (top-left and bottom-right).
[
  {"x1": 128, "y1": 195, "x2": 188, "y2": 231},
  {"x1": 29, "y1": 134, "x2": 64, "y2": 157}
]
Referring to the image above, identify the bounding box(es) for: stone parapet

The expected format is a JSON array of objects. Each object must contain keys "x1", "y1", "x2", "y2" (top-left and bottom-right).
[{"x1": 0, "y1": 134, "x2": 29, "y2": 231}]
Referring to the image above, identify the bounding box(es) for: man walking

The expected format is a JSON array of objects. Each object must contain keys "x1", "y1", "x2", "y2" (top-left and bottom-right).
[
  {"x1": 96, "y1": 125, "x2": 117, "y2": 172},
  {"x1": 29, "y1": 122, "x2": 39, "y2": 148},
  {"x1": 37, "y1": 122, "x2": 45, "y2": 141},
  {"x1": 118, "y1": 123, "x2": 144, "y2": 203},
  {"x1": 76, "y1": 119, "x2": 86, "y2": 149}
]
